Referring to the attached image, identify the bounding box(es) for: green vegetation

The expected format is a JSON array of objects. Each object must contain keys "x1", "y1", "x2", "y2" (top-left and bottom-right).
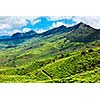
[{"x1": 0, "y1": 22, "x2": 100, "y2": 83}]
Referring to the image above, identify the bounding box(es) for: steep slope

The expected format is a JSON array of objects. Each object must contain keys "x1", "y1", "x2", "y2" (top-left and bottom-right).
[
  {"x1": 44, "y1": 67, "x2": 100, "y2": 83},
  {"x1": 39, "y1": 47, "x2": 100, "y2": 79},
  {"x1": 66, "y1": 22, "x2": 100, "y2": 42},
  {"x1": 0, "y1": 46, "x2": 100, "y2": 83},
  {"x1": 40, "y1": 25, "x2": 67, "y2": 37}
]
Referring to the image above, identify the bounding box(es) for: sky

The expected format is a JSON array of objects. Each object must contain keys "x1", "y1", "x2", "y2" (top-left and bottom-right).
[{"x1": 0, "y1": 16, "x2": 100, "y2": 36}]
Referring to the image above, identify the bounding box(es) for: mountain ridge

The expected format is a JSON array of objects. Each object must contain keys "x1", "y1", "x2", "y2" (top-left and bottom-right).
[
  {"x1": 0, "y1": 22, "x2": 99, "y2": 40},
  {"x1": 0, "y1": 22, "x2": 100, "y2": 48}
]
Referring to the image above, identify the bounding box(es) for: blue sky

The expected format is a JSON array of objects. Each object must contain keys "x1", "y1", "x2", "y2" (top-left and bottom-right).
[
  {"x1": 0, "y1": 16, "x2": 100, "y2": 36},
  {"x1": 23, "y1": 16, "x2": 75, "y2": 32}
]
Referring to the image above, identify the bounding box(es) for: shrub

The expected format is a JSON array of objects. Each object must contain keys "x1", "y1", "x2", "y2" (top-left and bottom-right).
[
  {"x1": 88, "y1": 49, "x2": 94, "y2": 52},
  {"x1": 81, "y1": 51, "x2": 86, "y2": 55}
]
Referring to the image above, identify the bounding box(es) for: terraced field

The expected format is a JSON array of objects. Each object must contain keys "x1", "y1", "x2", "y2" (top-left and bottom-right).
[{"x1": 0, "y1": 46, "x2": 100, "y2": 83}]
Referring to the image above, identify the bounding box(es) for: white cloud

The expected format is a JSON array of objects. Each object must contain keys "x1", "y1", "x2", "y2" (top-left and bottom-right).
[
  {"x1": 35, "y1": 29, "x2": 47, "y2": 33},
  {"x1": 48, "y1": 16, "x2": 100, "y2": 29},
  {"x1": 51, "y1": 22, "x2": 67, "y2": 28},
  {"x1": 35, "y1": 22, "x2": 69, "y2": 33},
  {"x1": 35, "y1": 22, "x2": 75, "y2": 33},
  {"x1": 0, "y1": 16, "x2": 40, "y2": 29},
  {"x1": 8, "y1": 29, "x2": 22, "y2": 36},
  {"x1": 0, "y1": 16, "x2": 27, "y2": 30},
  {"x1": 0, "y1": 30, "x2": 8, "y2": 36},
  {"x1": 47, "y1": 16, "x2": 73, "y2": 21},
  {"x1": 50, "y1": 22, "x2": 74, "y2": 29},
  {"x1": 73, "y1": 16, "x2": 100, "y2": 29},
  {"x1": 1, "y1": 16, "x2": 100, "y2": 36},
  {"x1": 0, "y1": 16, "x2": 39, "y2": 35},
  {"x1": 30, "y1": 19, "x2": 41, "y2": 25},
  {"x1": 22, "y1": 28, "x2": 31, "y2": 32},
  {"x1": 8, "y1": 28, "x2": 32, "y2": 36},
  {"x1": 0, "y1": 24, "x2": 11, "y2": 30}
]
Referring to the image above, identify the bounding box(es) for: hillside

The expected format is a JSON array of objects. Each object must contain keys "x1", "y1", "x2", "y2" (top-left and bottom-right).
[{"x1": 0, "y1": 22, "x2": 100, "y2": 83}]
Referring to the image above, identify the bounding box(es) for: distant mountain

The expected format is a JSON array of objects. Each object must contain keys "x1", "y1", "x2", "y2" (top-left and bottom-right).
[
  {"x1": 40, "y1": 25, "x2": 67, "y2": 36},
  {"x1": 0, "y1": 22, "x2": 100, "y2": 49},
  {"x1": 11, "y1": 30, "x2": 38, "y2": 39},
  {"x1": 1, "y1": 22, "x2": 100, "y2": 42},
  {"x1": 0, "y1": 36, "x2": 10, "y2": 39}
]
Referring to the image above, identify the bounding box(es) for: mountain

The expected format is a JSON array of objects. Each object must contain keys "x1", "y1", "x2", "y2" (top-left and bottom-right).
[
  {"x1": 40, "y1": 25, "x2": 67, "y2": 36},
  {"x1": 0, "y1": 30, "x2": 38, "y2": 48},
  {"x1": 66, "y1": 22, "x2": 100, "y2": 42},
  {"x1": 38, "y1": 22, "x2": 100, "y2": 42},
  {"x1": 1, "y1": 22, "x2": 100, "y2": 44},
  {"x1": 0, "y1": 22, "x2": 99, "y2": 49},
  {"x1": 11, "y1": 30, "x2": 38, "y2": 39},
  {"x1": 39, "y1": 22, "x2": 100, "y2": 42},
  {"x1": 0, "y1": 36, "x2": 10, "y2": 39}
]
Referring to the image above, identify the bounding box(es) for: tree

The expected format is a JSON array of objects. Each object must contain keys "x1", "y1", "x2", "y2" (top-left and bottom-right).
[
  {"x1": 88, "y1": 49, "x2": 94, "y2": 52},
  {"x1": 81, "y1": 51, "x2": 86, "y2": 55}
]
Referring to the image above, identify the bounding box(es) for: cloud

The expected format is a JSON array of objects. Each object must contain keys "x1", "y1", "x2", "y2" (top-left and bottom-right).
[
  {"x1": 22, "y1": 28, "x2": 31, "y2": 32},
  {"x1": 0, "y1": 16, "x2": 40, "y2": 30},
  {"x1": 7, "y1": 28, "x2": 32, "y2": 36},
  {"x1": 48, "y1": 16, "x2": 100, "y2": 29},
  {"x1": 0, "y1": 30, "x2": 8, "y2": 36},
  {"x1": 0, "y1": 16, "x2": 27, "y2": 30},
  {"x1": 7, "y1": 29, "x2": 22, "y2": 36},
  {"x1": 8, "y1": 28, "x2": 32, "y2": 36},
  {"x1": 0, "y1": 24, "x2": 11, "y2": 30},
  {"x1": 0, "y1": 16, "x2": 39, "y2": 35},
  {"x1": 35, "y1": 21, "x2": 75, "y2": 33},
  {"x1": 35, "y1": 22, "x2": 71, "y2": 33},
  {"x1": 35, "y1": 29, "x2": 47, "y2": 33},
  {"x1": 1, "y1": 16, "x2": 100, "y2": 36},
  {"x1": 50, "y1": 22, "x2": 66, "y2": 29},
  {"x1": 47, "y1": 16, "x2": 73, "y2": 21},
  {"x1": 50, "y1": 22, "x2": 74, "y2": 29},
  {"x1": 30, "y1": 19, "x2": 41, "y2": 25}
]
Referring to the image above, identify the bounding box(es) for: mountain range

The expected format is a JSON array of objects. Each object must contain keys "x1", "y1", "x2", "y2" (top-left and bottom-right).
[{"x1": 0, "y1": 22, "x2": 100, "y2": 45}]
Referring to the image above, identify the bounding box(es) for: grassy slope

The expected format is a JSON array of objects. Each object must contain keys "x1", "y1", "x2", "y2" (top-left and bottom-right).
[
  {"x1": 45, "y1": 67, "x2": 100, "y2": 83},
  {"x1": 0, "y1": 30, "x2": 100, "y2": 82},
  {"x1": 0, "y1": 46, "x2": 100, "y2": 82},
  {"x1": 0, "y1": 31, "x2": 85, "y2": 67}
]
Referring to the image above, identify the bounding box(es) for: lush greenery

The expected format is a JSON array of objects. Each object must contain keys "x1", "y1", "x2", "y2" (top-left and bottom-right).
[{"x1": 0, "y1": 22, "x2": 100, "y2": 83}]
